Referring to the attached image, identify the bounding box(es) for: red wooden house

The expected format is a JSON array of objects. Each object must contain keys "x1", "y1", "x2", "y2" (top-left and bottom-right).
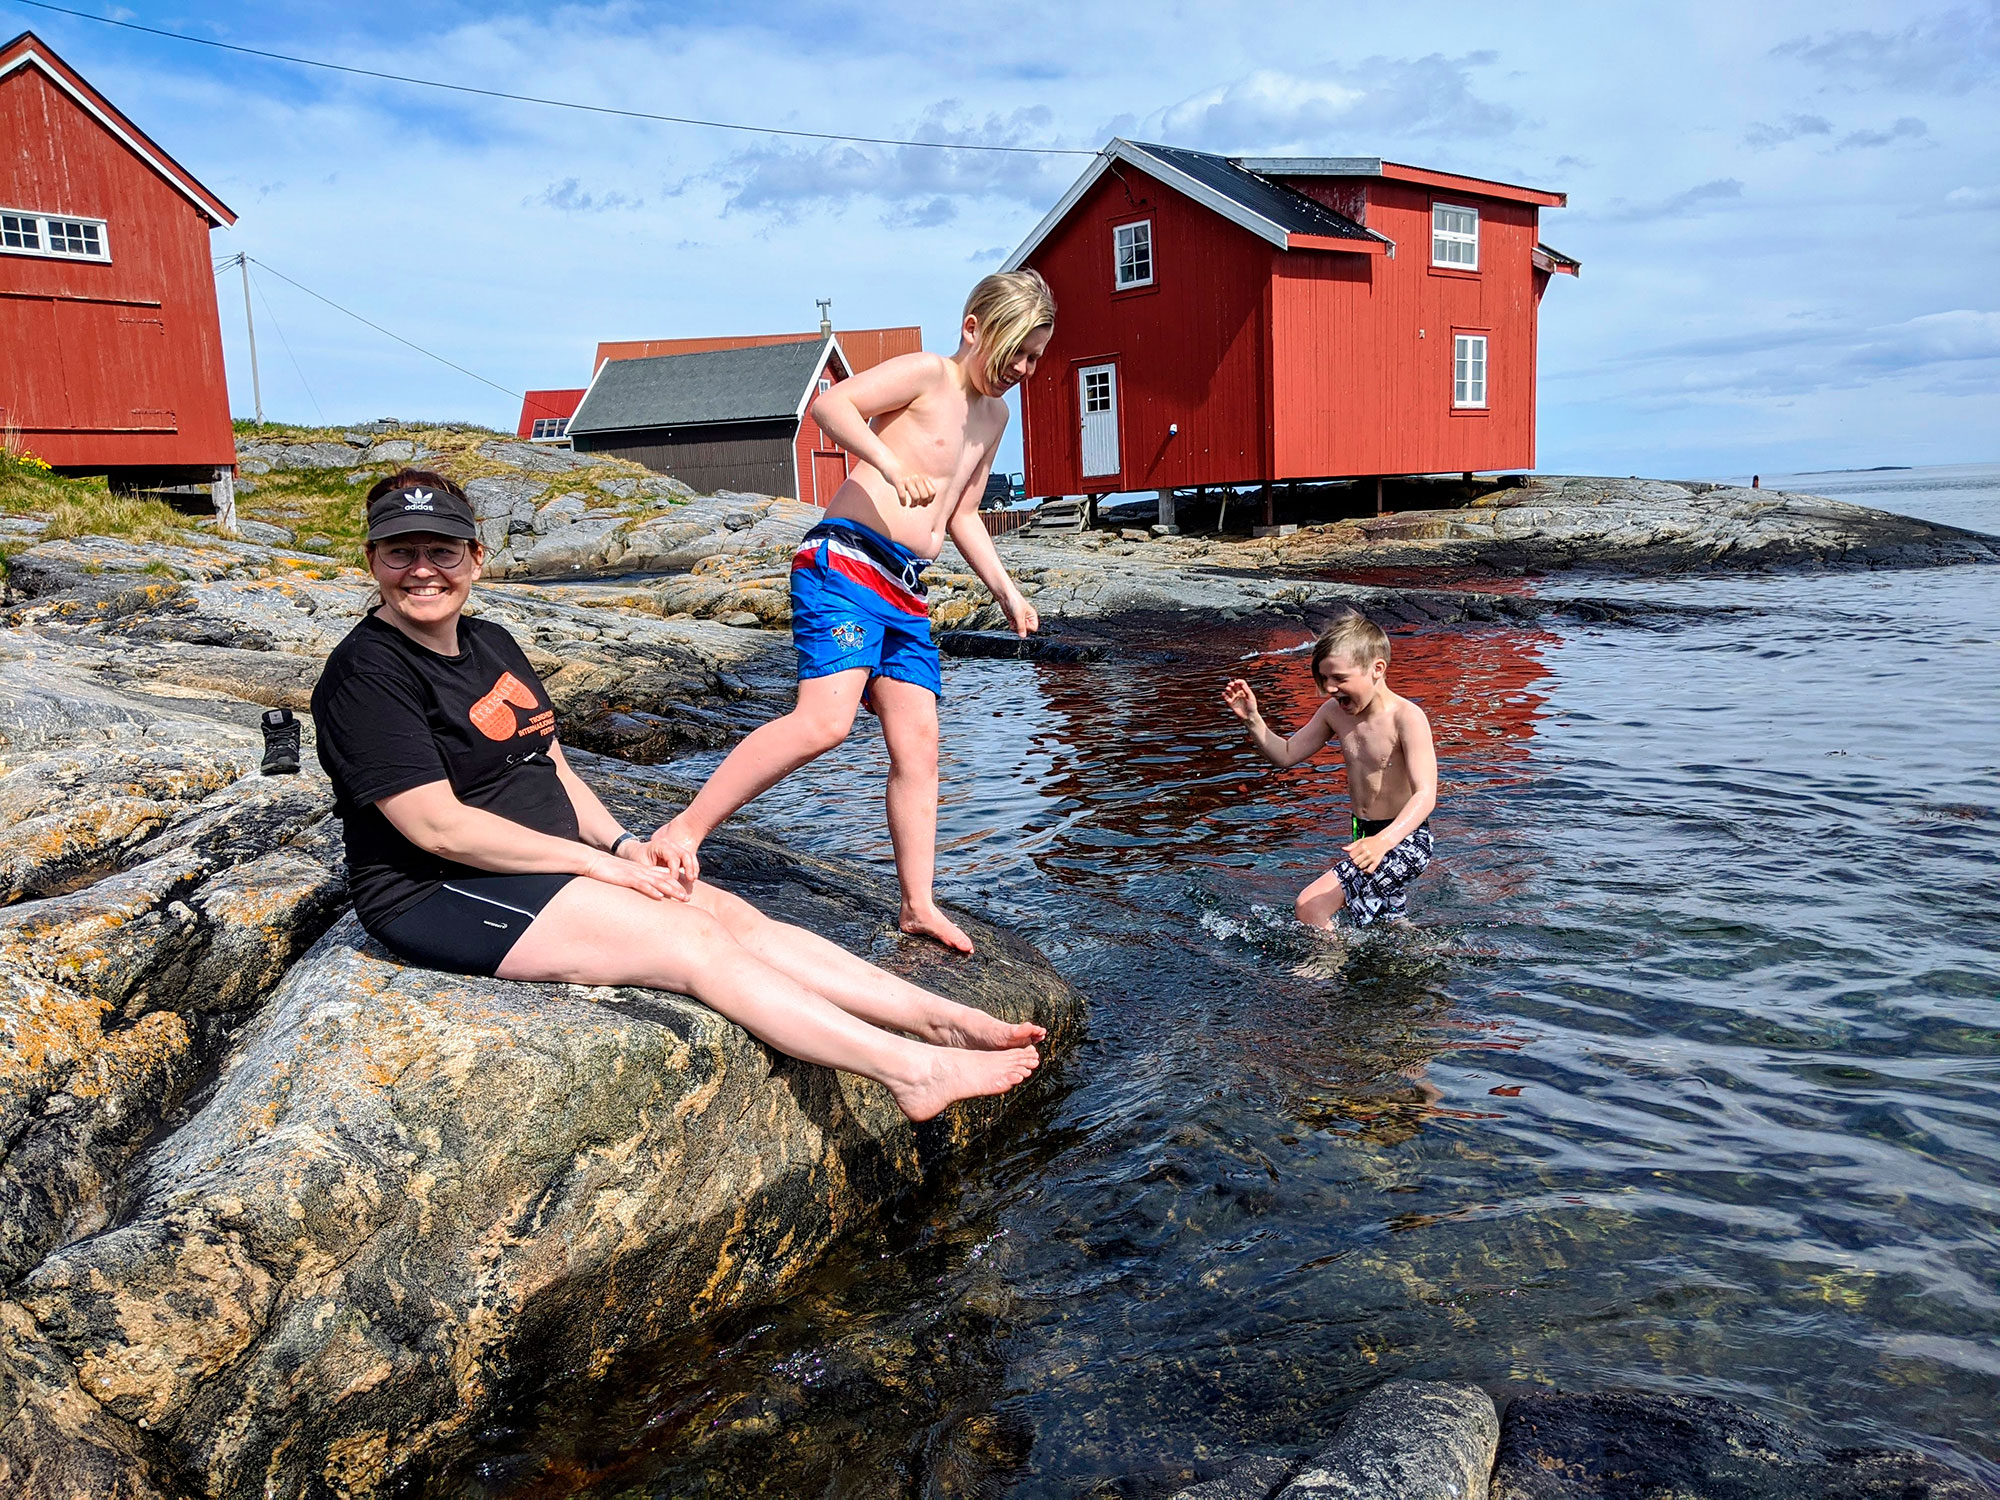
[
  {"x1": 1002, "y1": 140, "x2": 1577, "y2": 504},
  {"x1": 0, "y1": 31, "x2": 237, "y2": 483}
]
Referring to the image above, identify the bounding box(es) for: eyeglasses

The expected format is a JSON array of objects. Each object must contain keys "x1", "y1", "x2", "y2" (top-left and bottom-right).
[{"x1": 375, "y1": 540, "x2": 471, "y2": 570}]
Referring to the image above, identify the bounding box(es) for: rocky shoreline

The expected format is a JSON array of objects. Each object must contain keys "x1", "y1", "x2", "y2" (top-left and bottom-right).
[
  {"x1": 1155, "y1": 1380, "x2": 1991, "y2": 1499},
  {"x1": 1, "y1": 432, "x2": 1994, "y2": 1497}
]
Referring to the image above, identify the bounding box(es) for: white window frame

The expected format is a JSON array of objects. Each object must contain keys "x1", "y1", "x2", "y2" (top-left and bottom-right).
[
  {"x1": 817, "y1": 376, "x2": 833, "y2": 394},
  {"x1": 0, "y1": 206, "x2": 111, "y2": 263},
  {"x1": 529, "y1": 417, "x2": 569, "y2": 440},
  {"x1": 1431, "y1": 202, "x2": 1478, "y2": 270},
  {"x1": 1453, "y1": 334, "x2": 1488, "y2": 409},
  {"x1": 1113, "y1": 219, "x2": 1153, "y2": 289}
]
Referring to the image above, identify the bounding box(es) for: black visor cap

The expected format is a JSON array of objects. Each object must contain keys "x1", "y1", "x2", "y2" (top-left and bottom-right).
[{"x1": 366, "y1": 484, "x2": 479, "y2": 543}]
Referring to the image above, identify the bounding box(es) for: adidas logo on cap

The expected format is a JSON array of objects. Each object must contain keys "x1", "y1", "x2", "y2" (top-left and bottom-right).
[{"x1": 403, "y1": 489, "x2": 435, "y2": 511}]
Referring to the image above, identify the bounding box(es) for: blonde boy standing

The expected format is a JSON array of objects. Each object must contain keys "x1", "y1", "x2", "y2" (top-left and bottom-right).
[
  {"x1": 651, "y1": 272, "x2": 1056, "y2": 953},
  {"x1": 1223, "y1": 613, "x2": 1439, "y2": 928}
]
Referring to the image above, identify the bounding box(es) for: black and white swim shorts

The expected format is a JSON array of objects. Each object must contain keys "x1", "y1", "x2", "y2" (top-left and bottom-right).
[{"x1": 1332, "y1": 823, "x2": 1435, "y2": 927}]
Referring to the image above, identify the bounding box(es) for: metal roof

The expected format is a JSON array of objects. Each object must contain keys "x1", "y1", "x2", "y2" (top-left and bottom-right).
[
  {"x1": 568, "y1": 338, "x2": 838, "y2": 434},
  {"x1": 1002, "y1": 138, "x2": 1387, "y2": 271},
  {"x1": 1125, "y1": 141, "x2": 1380, "y2": 242}
]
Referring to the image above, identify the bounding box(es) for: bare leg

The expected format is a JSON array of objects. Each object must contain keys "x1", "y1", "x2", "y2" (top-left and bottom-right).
[
  {"x1": 872, "y1": 676, "x2": 973, "y2": 954},
  {"x1": 497, "y1": 880, "x2": 1037, "y2": 1121},
  {"x1": 658, "y1": 670, "x2": 869, "y2": 859},
  {"x1": 1296, "y1": 867, "x2": 1349, "y2": 930},
  {"x1": 687, "y1": 882, "x2": 1043, "y2": 1049}
]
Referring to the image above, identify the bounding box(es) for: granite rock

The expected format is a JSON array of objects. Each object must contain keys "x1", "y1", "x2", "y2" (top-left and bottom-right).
[
  {"x1": 0, "y1": 781, "x2": 1081, "y2": 1499},
  {"x1": 1491, "y1": 1389, "x2": 1995, "y2": 1500},
  {"x1": 1278, "y1": 1380, "x2": 1498, "y2": 1500}
]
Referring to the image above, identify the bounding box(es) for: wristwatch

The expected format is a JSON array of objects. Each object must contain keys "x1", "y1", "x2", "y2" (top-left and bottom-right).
[{"x1": 610, "y1": 831, "x2": 639, "y2": 856}]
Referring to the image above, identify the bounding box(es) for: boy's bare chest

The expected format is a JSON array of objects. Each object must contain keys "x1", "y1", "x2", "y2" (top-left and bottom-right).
[
  {"x1": 1335, "y1": 719, "x2": 1402, "y2": 781},
  {"x1": 885, "y1": 394, "x2": 995, "y2": 477}
]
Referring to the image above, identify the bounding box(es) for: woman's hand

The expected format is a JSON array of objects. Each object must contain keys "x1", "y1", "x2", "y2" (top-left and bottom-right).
[
  {"x1": 583, "y1": 850, "x2": 691, "y2": 901},
  {"x1": 646, "y1": 820, "x2": 702, "y2": 888}
]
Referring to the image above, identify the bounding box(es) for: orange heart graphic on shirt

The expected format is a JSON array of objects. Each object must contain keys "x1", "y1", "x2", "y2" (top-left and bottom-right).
[{"x1": 468, "y1": 671, "x2": 540, "y2": 741}]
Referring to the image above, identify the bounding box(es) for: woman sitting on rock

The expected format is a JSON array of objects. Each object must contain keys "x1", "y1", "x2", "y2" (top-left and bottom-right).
[{"x1": 309, "y1": 470, "x2": 1042, "y2": 1121}]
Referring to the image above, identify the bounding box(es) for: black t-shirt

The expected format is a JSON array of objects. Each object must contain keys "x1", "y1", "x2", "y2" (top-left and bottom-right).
[{"x1": 311, "y1": 610, "x2": 581, "y2": 933}]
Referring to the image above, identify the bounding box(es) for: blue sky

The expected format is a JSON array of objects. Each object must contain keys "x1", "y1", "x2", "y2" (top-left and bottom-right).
[{"x1": 18, "y1": 0, "x2": 1999, "y2": 478}]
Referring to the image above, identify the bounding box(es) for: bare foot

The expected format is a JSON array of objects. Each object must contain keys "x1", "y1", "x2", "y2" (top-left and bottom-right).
[
  {"x1": 890, "y1": 1044, "x2": 1040, "y2": 1122},
  {"x1": 919, "y1": 999, "x2": 1046, "y2": 1051},
  {"x1": 901, "y1": 900, "x2": 975, "y2": 954}
]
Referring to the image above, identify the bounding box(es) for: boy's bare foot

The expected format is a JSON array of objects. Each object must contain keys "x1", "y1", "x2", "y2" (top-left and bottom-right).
[
  {"x1": 920, "y1": 1000, "x2": 1046, "y2": 1051},
  {"x1": 901, "y1": 900, "x2": 974, "y2": 954},
  {"x1": 890, "y1": 1044, "x2": 1039, "y2": 1122}
]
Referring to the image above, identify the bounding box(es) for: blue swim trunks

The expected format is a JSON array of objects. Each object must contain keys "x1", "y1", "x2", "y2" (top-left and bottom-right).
[{"x1": 790, "y1": 518, "x2": 941, "y2": 698}]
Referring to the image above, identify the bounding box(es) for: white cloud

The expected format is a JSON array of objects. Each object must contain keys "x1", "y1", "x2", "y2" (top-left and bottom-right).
[
  {"x1": 1744, "y1": 114, "x2": 1832, "y2": 149},
  {"x1": 1142, "y1": 53, "x2": 1518, "y2": 156},
  {"x1": 1772, "y1": 6, "x2": 2000, "y2": 94}
]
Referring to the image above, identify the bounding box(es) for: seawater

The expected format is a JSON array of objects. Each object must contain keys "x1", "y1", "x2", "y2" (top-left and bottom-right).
[{"x1": 464, "y1": 464, "x2": 2000, "y2": 1498}]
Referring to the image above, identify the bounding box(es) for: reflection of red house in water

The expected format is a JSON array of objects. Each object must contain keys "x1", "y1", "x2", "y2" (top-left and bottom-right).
[{"x1": 1016, "y1": 616, "x2": 1559, "y2": 863}]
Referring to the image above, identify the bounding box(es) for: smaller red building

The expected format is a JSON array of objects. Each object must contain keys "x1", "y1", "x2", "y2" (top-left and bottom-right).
[
  {"x1": 0, "y1": 31, "x2": 237, "y2": 482},
  {"x1": 515, "y1": 388, "x2": 585, "y2": 442},
  {"x1": 554, "y1": 323, "x2": 924, "y2": 502},
  {"x1": 1003, "y1": 140, "x2": 1577, "y2": 501},
  {"x1": 567, "y1": 336, "x2": 860, "y2": 502}
]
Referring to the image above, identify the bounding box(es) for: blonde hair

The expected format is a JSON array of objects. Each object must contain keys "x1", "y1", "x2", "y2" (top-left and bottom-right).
[
  {"x1": 1311, "y1": 612, "x2": 1390, "y2": 682},
  {"x1": 964, "y1": 270, "x2": 1056, "y2": 386}
]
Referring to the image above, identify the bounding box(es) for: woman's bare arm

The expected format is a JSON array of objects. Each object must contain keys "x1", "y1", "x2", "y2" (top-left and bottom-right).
[{"x1": 375, "y1": 779, "x2": 688, "y2": 900}]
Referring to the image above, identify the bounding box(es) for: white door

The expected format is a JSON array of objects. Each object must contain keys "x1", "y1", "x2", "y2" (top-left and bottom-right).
[{"x1": 1078, "y1": 363, "x2": 1120, "y2": 478}]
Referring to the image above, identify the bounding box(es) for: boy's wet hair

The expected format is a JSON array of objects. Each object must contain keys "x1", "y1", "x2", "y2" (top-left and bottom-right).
[
  {"x1": 964, "y1": 270, "x2": 1056, "y2": 387},
  {"x1": 1311, "y1": 612, "x2": 1390, "y2": 682}
]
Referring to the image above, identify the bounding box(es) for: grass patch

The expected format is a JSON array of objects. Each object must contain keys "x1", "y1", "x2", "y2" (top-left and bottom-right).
[
  {"x1": 43, "y1": 491, "x2": 199, "y2": 546},
  {"x1": 0, "y1": 448, "x2": 116, "y2": 519}
]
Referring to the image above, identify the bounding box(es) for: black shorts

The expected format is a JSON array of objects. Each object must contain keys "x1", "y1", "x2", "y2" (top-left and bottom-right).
[{"x1": 371, "y1": 872, "x2": 578, "y2": 977}]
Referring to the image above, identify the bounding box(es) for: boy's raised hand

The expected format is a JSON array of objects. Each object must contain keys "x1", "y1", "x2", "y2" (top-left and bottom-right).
[{"x1": 1222, "y1": 678, "x2": 1260, "y2": 723}]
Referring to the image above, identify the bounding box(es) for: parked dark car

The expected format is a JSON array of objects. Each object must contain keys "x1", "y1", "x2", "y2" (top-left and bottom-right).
[{"x1": 980, "y1": 471, "x2": 1025, "y2": 509}]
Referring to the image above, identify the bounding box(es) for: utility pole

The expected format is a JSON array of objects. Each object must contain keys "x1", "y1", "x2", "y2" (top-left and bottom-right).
[{"x1": 237, "y1": 253, "x2": 263, "y2": 426}]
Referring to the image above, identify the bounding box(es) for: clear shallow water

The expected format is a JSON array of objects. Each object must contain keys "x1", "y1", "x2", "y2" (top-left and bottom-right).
[{"x1": 462, "y1": 466, "x2": 2000, "y2": 1498}]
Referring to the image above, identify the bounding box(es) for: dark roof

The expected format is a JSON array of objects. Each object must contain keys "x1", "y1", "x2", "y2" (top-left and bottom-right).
[
  {"x1": 569, "y1": 339, "x2": 829, "y2": 434},
  {"x1": 1124, "y1": 141, "x2": 1378, "y2": 243}
]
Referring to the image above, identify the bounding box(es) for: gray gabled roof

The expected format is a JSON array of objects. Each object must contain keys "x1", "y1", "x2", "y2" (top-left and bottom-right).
[
  {"x1": 1002, "y1": 137, "x2": 1389, "y2": 271},
  {"x1": 569, "y1": 338, "x2": 837, "y2": 434}
]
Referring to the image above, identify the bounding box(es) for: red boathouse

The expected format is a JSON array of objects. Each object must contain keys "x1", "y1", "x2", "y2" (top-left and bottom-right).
[
  {"x1": 0, "y1": 31, "x2": 238, "y2": 483},
  {"x1": 1002, "y1": 140, "x2": 1577, "y2": 505}
]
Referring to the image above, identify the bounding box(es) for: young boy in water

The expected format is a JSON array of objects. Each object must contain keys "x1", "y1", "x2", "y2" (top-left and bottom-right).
[
  {"x1": 650, "y1": 271, "x2": 1056, "y2": 953},
  {"x1": 1222, "y1": 612, "x2": 1439, "y2": 929}
]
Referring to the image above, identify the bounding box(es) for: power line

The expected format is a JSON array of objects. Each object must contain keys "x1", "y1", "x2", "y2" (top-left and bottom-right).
[
  {"x1": 244, "y1": 256, "x2": 521, "y2": 402},
  {"x1": 9, "y1": 0, "x2": 1099, "y2": 157},
  {"x1": 246, "y1": 259, "x2": 326, "y2": 425}
]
